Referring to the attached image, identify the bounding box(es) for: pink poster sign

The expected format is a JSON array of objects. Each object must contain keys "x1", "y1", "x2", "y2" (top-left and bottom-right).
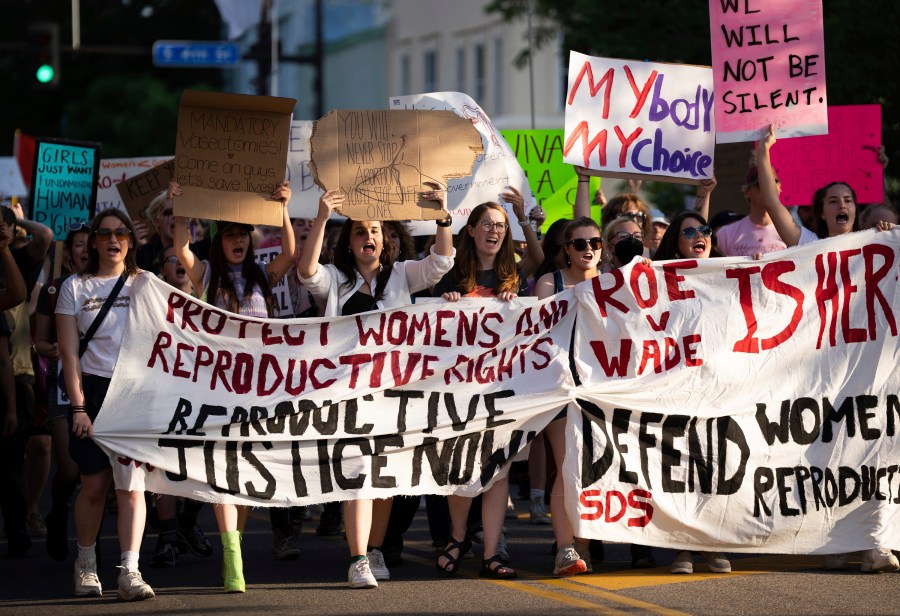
[
  {"x1": 710, "y1": 0, "x2": 827, "y2": 144},
  {"x1": 769, "y1": 105, "x2": 883, "y2": 206}
]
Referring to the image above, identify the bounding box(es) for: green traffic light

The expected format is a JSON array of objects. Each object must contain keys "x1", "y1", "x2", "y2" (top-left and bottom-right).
[{"x1": 36, "y1": 64, "x2": 54, "y2": 83}]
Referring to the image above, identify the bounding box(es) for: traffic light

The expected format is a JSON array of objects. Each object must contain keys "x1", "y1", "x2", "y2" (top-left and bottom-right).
[{"x1": 27, "y1": 23, "x2": 60, "y2": 88}]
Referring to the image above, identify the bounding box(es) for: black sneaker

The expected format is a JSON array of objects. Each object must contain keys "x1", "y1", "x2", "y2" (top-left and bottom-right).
[
  {"x1": 151, "y1": 541, "x2": 178, "y2": 568},
  {"x1": 46, "y1": 507, "x2": 69, "y2": 562},
  {"x1": 176, "y1": 524, "x2": 214, "y2": 558}
]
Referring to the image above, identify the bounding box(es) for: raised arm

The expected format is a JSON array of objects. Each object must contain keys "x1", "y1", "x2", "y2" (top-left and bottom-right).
[
  {"x1": 264, "y1": 182, "x2": 296, "y2": 282},
  {"x1": 573, "y1": 166, "x2": 592, "y2": 219},
  {"x1": 693, "y1": 177, "x2": 716, "y2": 222},
  {"x1": 297, "y1": 190, "x2": 344, "y2": 280},
  {"x1": 169, "y1": 182, "x2": 207, "y2": 292},
  {"x1": 10, "y1": 202, "x2": 53, "y2": 263},
  {"x1": 424, "y1": 182, "x2": 453, "y2": 257},
  {"x1": 757, "y1": 125, "x2": 802, "y2": 247},
  {"x1": 0, "y1": 223, "x2": 26, "y2": 311},
  {"x1": 504, "y1": 185, "x2": 543, "y2": 276}
]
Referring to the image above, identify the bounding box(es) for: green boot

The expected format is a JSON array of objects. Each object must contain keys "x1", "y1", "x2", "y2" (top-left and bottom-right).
[{"x1": 221, "y1": 531, "x2": 245, "y2": 593}]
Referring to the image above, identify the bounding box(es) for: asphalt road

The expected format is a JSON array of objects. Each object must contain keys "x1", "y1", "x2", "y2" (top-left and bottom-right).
[{"x1": 1, "y1": 499, "x2": 898, "y2": 616}]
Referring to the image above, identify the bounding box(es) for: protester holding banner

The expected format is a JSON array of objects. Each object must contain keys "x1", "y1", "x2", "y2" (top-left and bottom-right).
[
  {"x1": 33, "y1": 223, "x2": 90, "y2": 562},
  {"x1": 757, "y1": 125, "x2": 896, "y2": 247},
  {"x1": 601, "y1": 215, "x2": 647, "y2": 273},
  {"x1": 433, "y1": 197, "x2": 529, "y2": 580},
  {"x1": 533, "y1": 216, "x2": 606, "y2": 576},
  {"x1": 171, "y1": 180, "x2": 294, "y2": 593},
  {"x1": 56, "y1": 209, "x2": 155, "y2": 601},
  {"x1": 296, "y1": 183, "x2": 454, "y2": 589},
  {"x1": 653, "y1": 212, "x2": 718, "y2": 262}
]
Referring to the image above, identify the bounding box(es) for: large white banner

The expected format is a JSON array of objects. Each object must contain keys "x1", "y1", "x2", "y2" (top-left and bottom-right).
[
  {"x1": 566, "y1": 230, "x2": 900, "y2": 553},
  {"x1": 92, "y1": 276, "x2": 573, "y2": 506},
  {"x1": 93, "y1": 230, "x2": 900, "y2": 552},
  {"x1": 389, "y1": 92, "x2": 533, "y2": 240}
]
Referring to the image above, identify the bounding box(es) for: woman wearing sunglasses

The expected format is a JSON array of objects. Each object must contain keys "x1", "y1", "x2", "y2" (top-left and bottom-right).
[
  {"x1": 651, "y1": 211, "x2": 732, "y2": 575},
  {"x1": 601, "y1": 216, "x2": 648, "y2": 273},
  {"x1": 652, "y1": 212, "x2": 718, "y2": 261},
  {"x1": 56, "y1": 209, "x2": 155, "y2": 601},
  {"x1": 533, "y1": 217, "x2": 604, "y2": 576}
]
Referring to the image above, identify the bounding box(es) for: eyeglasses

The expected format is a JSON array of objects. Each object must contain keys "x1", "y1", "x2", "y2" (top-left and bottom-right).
[
  {"x1": 622, "y1": 212, "x2": 646, "y2": 223},
  {"x1": 163, "y1": 255, "x2": 180, "y2": 265},
  {"x1": 612, "y1": 231, "x2": 643, "y2": 242},
  {"x1": 67, "y1": 222, "x2": 91, "y2": 232},
  {"x1": 566, "y1": 237, "x2": 602, "y2": 251},
  {"x1": 94, "y1": 227, "x2": 130, "y2": 241},
  {"x1": 680, "y1": 225, "x2": 712, "y2": 239},
  {"x1": 478, "y1": 220, "x2": 509, "y2": 233},
  {"x1": 162, "y1": 208, "x2": 173, "y2": 217}
]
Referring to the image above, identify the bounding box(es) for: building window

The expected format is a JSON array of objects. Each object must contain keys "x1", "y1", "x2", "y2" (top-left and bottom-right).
[
  {"x1": 456, "y1": 47, "x2": 466, "y2": 93},
  {"x1": 400, "y1": 54, "x2": 410, "y2": 95},
  {"x1": 474, "y1": 43, "x2": 485, "y2": 104},
  {"x1": 424, "y1": 49, "x2": 437, "y2": 92},
  {"x1": 493, "y1": 37, "x2": 503, "y2": 115}
]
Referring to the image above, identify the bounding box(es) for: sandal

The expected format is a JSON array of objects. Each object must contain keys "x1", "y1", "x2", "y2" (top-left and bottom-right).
[
  {"x1": 435, "y1": 537, "x2": 471, "y2": 577},
  {"x1": 480, "y1": 555, "x2": 517, "y2": 579}
]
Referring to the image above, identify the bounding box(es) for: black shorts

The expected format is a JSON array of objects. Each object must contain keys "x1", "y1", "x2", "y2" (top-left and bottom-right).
[{"x1": 68, "y1": 374, "x2": 112, "y2": 476}]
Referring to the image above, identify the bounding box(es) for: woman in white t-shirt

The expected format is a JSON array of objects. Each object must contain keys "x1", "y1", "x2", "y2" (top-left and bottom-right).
[{"x1": 56, "y1": 209, "x2": 155, "y2": 601}]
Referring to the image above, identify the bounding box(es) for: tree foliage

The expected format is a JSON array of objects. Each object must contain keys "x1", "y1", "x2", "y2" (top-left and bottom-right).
[{"x1": 0, "y1": 0, "x2": 223, "y2": 157}]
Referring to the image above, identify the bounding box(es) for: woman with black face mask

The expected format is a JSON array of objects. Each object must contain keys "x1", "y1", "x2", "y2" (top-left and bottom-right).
[{"x1": 602, "y1": 215, "x2": 647, "y2": 273}]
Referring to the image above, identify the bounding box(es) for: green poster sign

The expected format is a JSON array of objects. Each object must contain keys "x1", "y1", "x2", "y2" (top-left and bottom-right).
[{"x1": 500, "y1": 129, "x2": 601, "y2": 232}]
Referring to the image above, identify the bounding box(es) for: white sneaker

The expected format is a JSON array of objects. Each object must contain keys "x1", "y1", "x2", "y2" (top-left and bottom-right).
[
  {"x1": 348, "y1": 558, "x2": 378, "y2": 589},
  {"x1": 860, "y1": 548, "x2": 900, "y2": 573},
  {"x1": 366, "y1": 549, "x2": 390, "y2": 581},
  {"x1": 116, "y1": 567, "x2": 155, "y2": 601},
  {"x1": 823, "y1": 553, "x2": 849, "y2": 570},
  {"x1": 529, "y1": 496, "x2": 552, "y2": 525},
  {"x1": 74, "y1": 558, "x2": 102, "y2": 597},
  {"x1": 704, "y1": 552, "x2": 732, "y2": 573},
  {"x1": 670, "y1": 551, "x2": 694, "y2": 574},
  {"x1": 553, "y1": 544, "x2": 587, "y2": 576}
]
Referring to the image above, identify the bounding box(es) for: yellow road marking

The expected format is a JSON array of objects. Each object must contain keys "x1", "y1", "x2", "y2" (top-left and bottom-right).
[{"x1": 548, "y1": 578, "x2": 692, "y2": 616}]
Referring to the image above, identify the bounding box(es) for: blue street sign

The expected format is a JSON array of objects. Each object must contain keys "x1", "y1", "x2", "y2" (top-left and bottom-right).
[{"x1": 152, "y1": 40, "x2": 240, "y2": 68}]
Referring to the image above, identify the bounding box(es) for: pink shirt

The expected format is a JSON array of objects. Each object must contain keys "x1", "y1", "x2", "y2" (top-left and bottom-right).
[{"x1": 716, "y1": 217, "x2": 787, "y2": 257}]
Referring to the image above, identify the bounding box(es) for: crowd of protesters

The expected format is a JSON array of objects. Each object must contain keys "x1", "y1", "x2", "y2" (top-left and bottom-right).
[{"x1": 0, "y1": 123, "x2": 897, "y2": 600}]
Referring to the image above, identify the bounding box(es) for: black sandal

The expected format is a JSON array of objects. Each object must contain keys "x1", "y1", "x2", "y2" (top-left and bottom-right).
[
  {"x1": 479, "y1": 555, "x2": 517, "y2": 579},
  {"x1": 435, "y1": 537, "x2": 471, "y2": 577}
]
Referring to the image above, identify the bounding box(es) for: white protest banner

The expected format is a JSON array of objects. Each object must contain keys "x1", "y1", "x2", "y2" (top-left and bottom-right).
[
  {"x1": 389, "y1": 92, "x2": 532, "y2": 240},
  {"x1": 564, "y1": 52, "x2": 715, "y2": 184},
  {"x1": 285, "y1": 121, "x2": 324, "y2": 220},
  {"x1": 92, "y1": 276, "x2": 574, "y2": 506},
  {"x1": 566, "y1": 230, "x2": 900, "y2": 553},
  {"x1": 710, "y1": 0, "x2": 828, "y2": 143},
  {"x1": 97, "y1": 156, "x2": 173, "y2": 217},
  {"x1": 0, "y1": 157, "x2": 28, "y2": 197},
  {"x1": 254, "y1": 244, "x2": 291, "y2": 317}
]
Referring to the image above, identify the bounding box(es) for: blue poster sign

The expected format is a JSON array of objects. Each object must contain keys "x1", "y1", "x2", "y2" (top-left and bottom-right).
[{"x1": 31, "y1": 140, "x2": 101, "y2": 239}]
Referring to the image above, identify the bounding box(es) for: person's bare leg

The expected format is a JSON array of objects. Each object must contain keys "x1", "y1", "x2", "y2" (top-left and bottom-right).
[{"x1": 344, "y1": 499, "x2": 372, "y2": 557}]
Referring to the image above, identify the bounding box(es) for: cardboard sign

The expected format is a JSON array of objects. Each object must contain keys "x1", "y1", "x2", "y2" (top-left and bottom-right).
[
  {"x1": 30, "y1": 139, "x2": 102, "y2": 239},
  {"x1": 173, "y1": 90, "x2": 296, "y2": 226},
  {"x1": 710, "y1": 0, "x2": 828, "y2": 143},
  {"x1": 285, "y1": 121, "x2": 324, "y2": 220},
  {"x1": 564, "y1": 52, "x2": 715, "y2": 184},
  {"x1": 0, "y1": 158, "x2": 27, "y2": 197},
  {"x1": 389, "y1": 92, "x2": 534, "y2": 240},
  {"x1": 769, "y1": 105, "x2": 883, "y2": 206},
  {"x1": 309, "y1": 109, "x2": 483, "y2": 221},
  {"x1": 500, "y1": 129, "x2": 602, "y2": 232},
  {"x1": 99, "y1": 157, "x2": 174, "y2": 221}
]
